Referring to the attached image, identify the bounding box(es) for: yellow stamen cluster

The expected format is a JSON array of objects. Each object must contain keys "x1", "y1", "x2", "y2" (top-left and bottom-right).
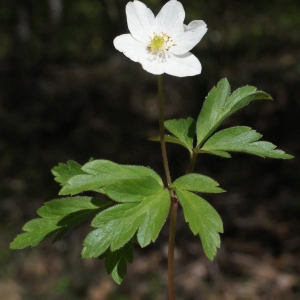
[{"x1": 147, "y1": 32, "x2": 176, "y2": 54}]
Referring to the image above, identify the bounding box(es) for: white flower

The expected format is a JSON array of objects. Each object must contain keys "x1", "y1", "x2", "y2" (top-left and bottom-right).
[{"x1": 113, "y1": 0, "x2": 207, "y2": 77}]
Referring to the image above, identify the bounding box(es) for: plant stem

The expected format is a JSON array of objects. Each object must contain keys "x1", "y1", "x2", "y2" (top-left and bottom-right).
[
  {"x1": 157, "y1": 75, "x2": 172, "y2": 187},
  {"x1": 157, "y1": 75, "x2": 176, "y2": 300},
  {"x1": 168, "y1": 197, "x2": 178, "y2": 300},
  {"x1": 187, "y1": 149, "x2": 198, "y2": 174}
]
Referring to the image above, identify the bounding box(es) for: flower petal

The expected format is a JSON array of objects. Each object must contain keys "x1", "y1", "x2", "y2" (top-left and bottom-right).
[
  {"x1": 113, "y1": 34, "x2": 147, "y2": 63},
  {"x1": 163, "y1": 52, "x2": 202, "y2": 77},
  {"x1": 171, "y1": 20, "x2": 207, "y2": 55},
  {"x1": 126, "y1": 0, "x2": 154, "y2": 43},
  {"x1": 140, "y1": 55, "x2": 165, "y2": 75},
  {"x1": 153, "y1": 0, "x2": 185, "y2": 37}
]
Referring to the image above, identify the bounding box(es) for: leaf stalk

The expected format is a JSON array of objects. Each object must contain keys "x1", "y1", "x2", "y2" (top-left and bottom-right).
[
  {"x1": 187, "y1": 149, "x2": 198, "y2": 174},
  {"x1": 157, "y1": 75, "x2": 177, "y2": 299}
]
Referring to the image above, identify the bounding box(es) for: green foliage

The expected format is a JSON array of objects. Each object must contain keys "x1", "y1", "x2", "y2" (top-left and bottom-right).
[
  {"x1": 201, "y1": 126, "x2": 293, "y2": 159},
  {"x1": 149, "y1": 78, "x2": 292, "y2": 162},
  {"x1": 149, "y1": 135, "x2": 192, "y2": 152},
  {"x1": 10, "y1": 76, "x2": 294, "y2": 285},
  {"x1": 171, "y1": 174, "x2": 224, "y2": 260},
  {"x1": 104, "y1": 177, "x2": 165, "y2": 203},
  {"x1": 12, "y1": 158, "x2": 172, "y2": 284},
  {"x1": 99, "y1": 242, "x2": 134, "y2": 284},
  {"x1": 10, "y1": 197, "x2": 110, "y2": 249},
  {"x1": 172, "y1": 173, "x2": 225, "y2": 193},
  {"x1": 59, "y1": 159, "x2": 163, "y2": 195},
  {"x1": 149, "y1": 117, "x2": 196, "y2": 152},
  {"x1": 51, "y1": 160, "x2": 85, "y2": 186},
  {"x1": 164, "y1": 117, "x2": 196, "y2": 149},
  {"x1": 82, "y1": 188, "x2": 170, "y2": 257},
  {"x1": 196, "y1": 78, "x2": 272, "y2": 147},
  {"x1": 175, "y1": 190, "x2": 223, "y2": 261}
]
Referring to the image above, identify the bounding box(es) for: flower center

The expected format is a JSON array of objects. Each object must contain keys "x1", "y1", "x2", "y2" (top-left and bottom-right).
[
  {"x1": 151, "y1": 35, "x2": 164, "y2": 51},
  {"x1": 147, "y1": 32, "x2": 176, "y2": 55}
]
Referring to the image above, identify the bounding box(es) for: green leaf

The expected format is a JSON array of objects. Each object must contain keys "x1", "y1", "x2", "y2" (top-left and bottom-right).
[
  {"x1": 176, "y1": 190, "x2": 223, "y2": 261},
  {"x1": 99, "y1": 242, "x2": 134, "y2": 284},
  {"x1": 171, "y1": 174, "x2": 225, "y2": 193},
  {"x1": 251, "y1": 91, "x2": 273, "y2": 101},
  {"x1": 195, "y1": 149, "x2": 231, "y2": 158},
  {"x1": 124, "y1": 165, "x2": 163, "y2": 186},
  {"x1": 10, "y1": 197, "x2": 110, "y2": 249},
  {"x1": 164, "y1": 117, "x2": 196, "y2": 149},
  {"x1": 196, "y1": 78, "x2": 273, "y2": 147},
  {"x1": 82, "y1": 189, "x2": 170, "y2": 258},
  {"x1": 60, "y1": 160, "x2": 163, "y2": 195},
  {"x1": 149, "y1": 135, "x2": 192, "y2": 152},
  {"x1": 196, "y1": 78, "x2": 231, "y2": 147},
  {"x1": 112, "y1": 258, "x2": 127, "y2": 284},
  {"x1": 103, "y1": 177, "x2": 164, "y2": 203},
  {"x1": 51, "y1": 160, "x2": 85, "y2": 186},
  {"x1": 201, "y1": 126, "x2": 293, "y2": 159},
  {"x1": 10, "y1": 218, "x2": 61, "y2": 249}
]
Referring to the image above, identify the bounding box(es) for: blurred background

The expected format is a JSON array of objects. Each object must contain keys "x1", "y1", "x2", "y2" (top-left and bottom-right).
[{"x1": 1, "y1": 0, "x2": 300, "y2": 299}]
